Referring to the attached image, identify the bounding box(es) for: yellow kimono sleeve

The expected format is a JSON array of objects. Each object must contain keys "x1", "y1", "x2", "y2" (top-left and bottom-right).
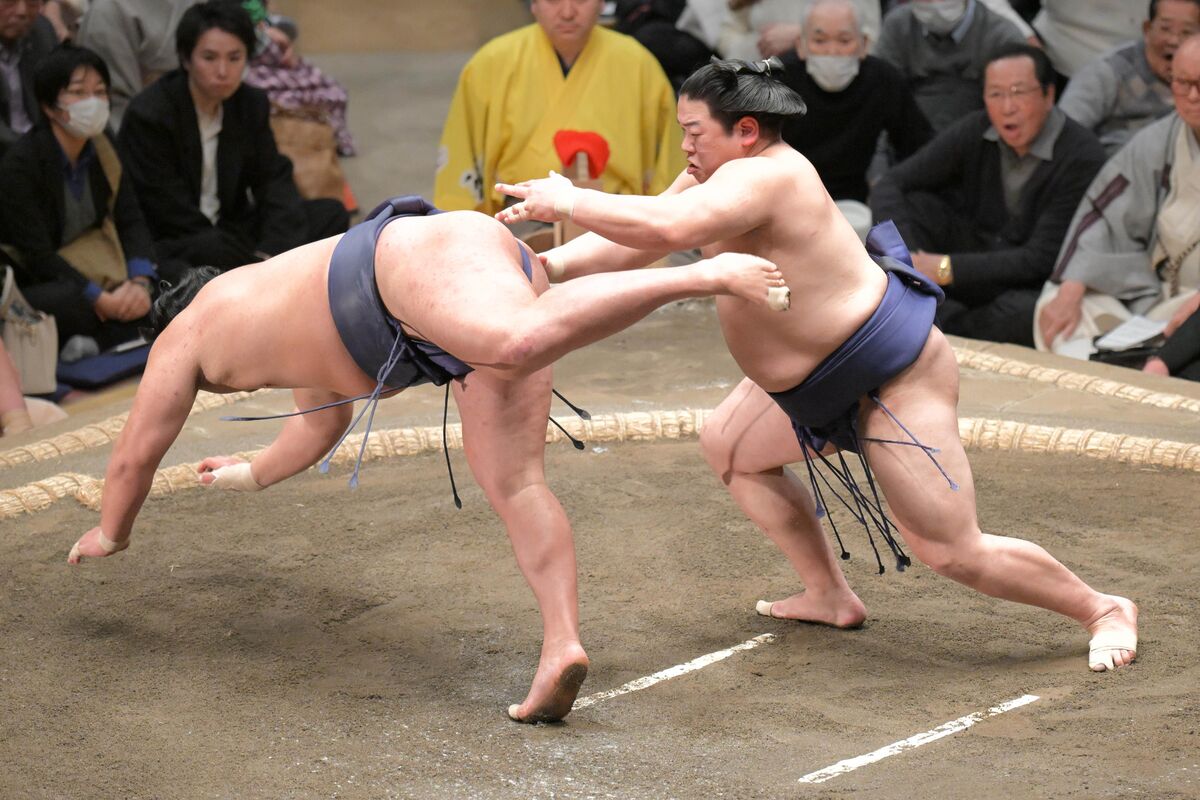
[{"x1": 434, "y1": 59, "x2": 492, "y2": 212}]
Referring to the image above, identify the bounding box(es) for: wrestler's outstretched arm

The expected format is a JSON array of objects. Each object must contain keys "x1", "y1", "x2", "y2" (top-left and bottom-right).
[
  {"x1": 198, "y1": 388, "x2": 353, "y2": 489},
  {"x1": 538, "y1": 171, "x2": 697, "y2": 281},
  {"x1": 67, "y1": 338, "x2": 202, "y2": 563},
  {"x1": 497, "y1": 160, "x2": 781, "y2": 253}
]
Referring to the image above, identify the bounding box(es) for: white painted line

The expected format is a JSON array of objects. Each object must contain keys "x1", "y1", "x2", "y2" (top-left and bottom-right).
[
  {"x1": 572, "y1": 633, "x2": 778, "y2": 711},
  {"x1": 798, "y1": 693, "x2": 1041, "y2": 784}
]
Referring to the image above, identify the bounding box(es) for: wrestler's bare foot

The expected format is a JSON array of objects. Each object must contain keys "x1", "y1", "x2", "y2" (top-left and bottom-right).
[
  {"x1": 698, "y1": 252, "x2": 789, "y2": 310},
  {"x1": 1084, "y1": 595, "x2": 1138, "y2": 672},
  {"x1": 756, "y1": 587, "x2": 867, "y2": 629},
  {"x1": 507, "y1": 640, "x2": 589, "y2": 724}
]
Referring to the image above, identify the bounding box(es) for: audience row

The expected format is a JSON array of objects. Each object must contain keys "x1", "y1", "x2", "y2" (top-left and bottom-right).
[{"x1": 0, "y1": 0, "x2": 349, "y2": 368}]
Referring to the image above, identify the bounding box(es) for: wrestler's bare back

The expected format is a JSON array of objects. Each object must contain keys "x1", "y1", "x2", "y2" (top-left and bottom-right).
[
  {"x1": 697, "y1": 147, "x2": 888, "y2": 392},
  {"x1": 170, "y1": 213, "x2": 534, "y2": 398}
]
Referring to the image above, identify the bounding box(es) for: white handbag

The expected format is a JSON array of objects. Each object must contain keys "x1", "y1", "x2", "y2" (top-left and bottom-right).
[{"x1": 0, "y1": 265, "x2": 58, "y2": 395}]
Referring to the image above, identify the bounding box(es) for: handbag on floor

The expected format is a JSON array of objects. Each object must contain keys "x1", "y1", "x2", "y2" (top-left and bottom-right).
[{"x1": 0, "y1": 265, "x2": 58, "y2": 395}]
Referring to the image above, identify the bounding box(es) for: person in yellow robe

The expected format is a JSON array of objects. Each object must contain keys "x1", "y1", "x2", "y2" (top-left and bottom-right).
[{"x1": 434, "y1": 0, "x2": 684, "y2": 215}]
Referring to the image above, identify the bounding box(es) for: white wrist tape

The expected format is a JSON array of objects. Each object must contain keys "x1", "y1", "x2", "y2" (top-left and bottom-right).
[
  {"x1": 210, "y1": 462, "x2": 263, "y2": 492},
  {"x1": 767, "y1": 286, "x2": 791, "y2": 312},
  {"x1": 553, "y1": 188, "x2": 576, "y2": 221},
  {"x1": 98, "y1": 530, "x2": 129, "y2": 554},
  {"x1": 544, "y1": 253, "x2": 567, "y2": 281}
]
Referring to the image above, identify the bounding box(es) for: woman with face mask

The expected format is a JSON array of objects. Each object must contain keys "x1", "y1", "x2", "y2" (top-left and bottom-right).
[{"x1": 0, "y1": 43, "x2": 163, "y2": 357}]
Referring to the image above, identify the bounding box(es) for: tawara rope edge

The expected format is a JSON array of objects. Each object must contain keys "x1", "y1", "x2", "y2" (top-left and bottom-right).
[
  {"x1": 3, "y1": 347, "x2": 1195, "y2": 473},
  {"x1": 1, "y1": 410, "x2": 1197, "y2": 521}
]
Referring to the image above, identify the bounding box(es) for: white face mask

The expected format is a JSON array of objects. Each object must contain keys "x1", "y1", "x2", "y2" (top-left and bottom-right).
[
  {"x1": 806, "y1": 54, "x2": 860, "y2": 92},
  {"x1": 911, "y1": 0, "x2": 967, "y2": 36},
  {"x1": 59, "y1": 96, "x2": 110, "y2": 139}
]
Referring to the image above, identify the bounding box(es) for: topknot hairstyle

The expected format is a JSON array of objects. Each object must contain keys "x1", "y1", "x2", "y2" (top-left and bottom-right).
[
  {"x1": 147, "y1": 266, "x2": 221, "y2": 338},
  {"x1": 678, "y1": 56, "x2": 807, "y2": 138}
]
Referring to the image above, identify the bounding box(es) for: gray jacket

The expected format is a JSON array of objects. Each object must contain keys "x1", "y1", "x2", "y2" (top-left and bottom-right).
[
  {"x1": 1051, "y1": 113, "x2": 1182, "y2": 313},
  {"x1": 1058, "y1": 40, "x2": 1174, "y2": 156}
]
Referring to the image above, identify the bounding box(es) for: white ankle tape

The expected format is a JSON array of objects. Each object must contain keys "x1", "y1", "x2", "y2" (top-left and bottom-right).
[
  {"x1": 767, "y1": 286, "x2": 791, "y2": 312},
  {"x1": 210, "y1": 462, "x2": 263, "y2": 492}
]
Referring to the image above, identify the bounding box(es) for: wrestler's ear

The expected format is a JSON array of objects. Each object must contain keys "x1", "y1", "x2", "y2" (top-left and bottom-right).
[{"x1": 735, "y1": 115, "x2": 762, "y2": 147}]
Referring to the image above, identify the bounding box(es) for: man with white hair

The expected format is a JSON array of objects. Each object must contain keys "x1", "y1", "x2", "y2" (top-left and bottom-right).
[{"x1": 777, "y1": 0, "x2": 932, "y2": 213}]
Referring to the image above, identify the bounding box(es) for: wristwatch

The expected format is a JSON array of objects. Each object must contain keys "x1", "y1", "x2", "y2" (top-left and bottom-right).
[{"x1": 935, "y1": 255, "x2": 953, "y2": 286}]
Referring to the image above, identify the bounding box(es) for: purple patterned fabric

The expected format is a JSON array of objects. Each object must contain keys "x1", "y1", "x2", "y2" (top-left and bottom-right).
[{"x1": 244, "y1": 39, "x2": 357, "y2": 157}]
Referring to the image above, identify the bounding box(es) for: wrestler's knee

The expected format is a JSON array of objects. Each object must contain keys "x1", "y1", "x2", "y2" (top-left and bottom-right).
[
  {"x1": 906, "y1": 534, "x2": 985, "y2": 583},
  {"x1": 698, "y1": 422, "x2": 734, "y2": 477}
]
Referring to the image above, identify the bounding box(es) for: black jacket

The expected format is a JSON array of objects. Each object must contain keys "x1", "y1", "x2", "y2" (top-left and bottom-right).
[
  {"x1": 778, "y1": 53, "x2": 932, "y2": 203},
  {"x1": 870, "y1": 110, "x2": 1106, "y2": 306},
  {"x1": 118, "y1": 69, "x2": 307, "y2": 256},
  {"x1": 0, "y1": 123, "x2": 156, "y2": 291},
  {"x1": 0, "y1": 16, "x2": 57, "y2": 157}
]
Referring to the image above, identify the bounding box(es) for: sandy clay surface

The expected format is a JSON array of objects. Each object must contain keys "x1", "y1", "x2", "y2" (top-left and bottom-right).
[
  {"x1": 1, "y1": 428, "x2": 1197, "y2": 799},
  {"x1": 0, "y1": 302, "x2": 1197, "y2": 799}
]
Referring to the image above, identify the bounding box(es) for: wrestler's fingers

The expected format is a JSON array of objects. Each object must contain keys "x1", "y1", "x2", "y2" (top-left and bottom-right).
[
  {"x1": 67, "y1": 541, "x2": 82, "y2": 565},
  {"x1": 494, "y1": 182, "x2": 530, "y2": 199}
]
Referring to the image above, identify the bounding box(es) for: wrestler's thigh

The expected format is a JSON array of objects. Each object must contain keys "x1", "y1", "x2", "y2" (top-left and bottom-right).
[
  {"x1": 859, "y1": 329, "x2": 980, "y2": 546},
  {"x1": 702, "y1": 377, "x2": 807, "y2": 476},
  {"x1": 453, "y1": 365, "x2": 554, "y2": 497},
  {"x1": 393, "y1": 241, "x2": 547, "y2": 366}
]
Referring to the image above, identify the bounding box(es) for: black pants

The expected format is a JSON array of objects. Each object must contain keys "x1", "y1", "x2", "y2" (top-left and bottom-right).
[
  {"x1": 893, "y1": 190, "x2": 1040, "y2": 347},
  {"x1": 156, "y1": 198, "x2": 350, "y2": 276},
  {"x1": 21, "y1": 278, "x2": 146, "y2": 350}
]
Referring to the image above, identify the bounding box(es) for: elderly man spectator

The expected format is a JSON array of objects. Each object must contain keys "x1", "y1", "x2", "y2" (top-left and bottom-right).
[
  {"x1": 1060, "y1": 0, "x2": 1200, "y2": 156},
  {"x1": 74, "y1": 0, "x2": 202, "y2": 130},
  {"x1": 118, "y1": 0, "x2": 347, "y2": 273},
  {"x1": 718, "y1": 0, "x2": 880, "y2": 62},
  {"x1": 1035, "y1": 34, "x2": 1200, "y2": 359},
  {"x1": 434, "y1": 0, "x2": 682, "y2": 216},
  {"x1": 1034, "y1": 0, "x2": 1148, "y2": 79},
  {"x1": 875, "y1": 0, "x2": 1026, "y2": 131},
  {"x1": 777, "y1": 0, "x2": 932, "y2": 213},
  {"x1": 0, "y1": 0, "x2": 56, "y2": 157},
  {"x1": 870, "y1": 43, "x2": 1106, "y2": 346},
  {"x1": 0, "y1": 44, "x2": 160, "y2": 349}
]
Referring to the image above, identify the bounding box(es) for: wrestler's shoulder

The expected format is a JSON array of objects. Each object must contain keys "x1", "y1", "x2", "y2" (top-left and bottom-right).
[{"x1": 713, "y1": 151, "x2": 820, "y2": 189}]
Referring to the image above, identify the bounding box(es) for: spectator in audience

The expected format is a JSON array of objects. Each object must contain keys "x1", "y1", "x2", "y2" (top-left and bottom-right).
[
  {"x1": 1059, "y1": 0, "x2": 1200, "y2": 156},
  {"x1": 0, "y1": 44, "x2": 161, "y2": 350},
  {"x1": 1033, "y1": 0, "x2": 1148, "y2": 80},
  {"x1": 1144, "y1": 303, "x2": 1200, "y2": 379},
  {"x1": 777, "y1": 0, "x2": 932, "y2": 209},
  {"x1": 874, "y1": 0, "x2": 1026, "y2": 131},
  {"x1": 614, "y1": 0, "x2": 714, "y2": 92},
  {"x1": 1035, "y1": 34, "x2": 1200, "y2": 359},
  {"x1": 718, "y1": 0, "x2": 880, "y2": 62},
  {"x1": 434, "y1": 0, "x2": 683, "y2": 215},
  {"x1": 75, "y1": 0, "x2": 201, "y2": 130},
  {"x1": 870, "y1": 43, "x2": 1106, "y2": 346},
  {"x1": 241, "y1": 0, "x2": 357, "y2": 157},
  {"x1": 41, "y1": 0, "x2": 85, "y2": 41},
  {"x1": 0, "y1": 0, "x2": 57, "y2": 157},
  {"x1": 118, "y1": 0, "x2": 348, "y2": 273}
]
